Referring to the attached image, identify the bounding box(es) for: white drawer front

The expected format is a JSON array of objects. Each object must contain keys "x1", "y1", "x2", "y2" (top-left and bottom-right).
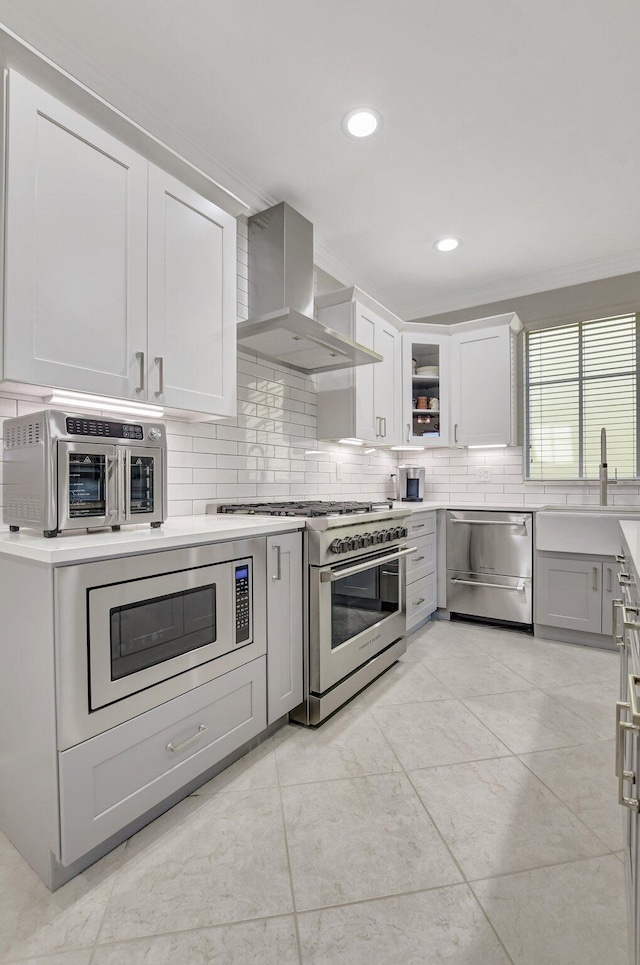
[
  {"x1": 406, "y1": 573, "x2": 437, "y2": 631},
  {"x1": 60, "y1": 657, "x2": 266, "y2": 865},
  {"x1": 407, "y1": 532, "x2": 436, "y2": 584},
  {"x1": 407, "y1": 512, "x2": 436, "y2": 539}
]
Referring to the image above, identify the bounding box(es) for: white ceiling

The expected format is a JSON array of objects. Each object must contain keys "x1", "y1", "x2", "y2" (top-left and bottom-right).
[{"x1": 0, "y1": 0, "x2": 638, "y2": 319}]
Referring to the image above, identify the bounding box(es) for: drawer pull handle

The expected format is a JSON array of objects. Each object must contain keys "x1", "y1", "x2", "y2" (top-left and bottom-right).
[
  {"x1": 618, "y1": 572, "x2": 635, "y2": 586},
  {"x1": 623, "y1": 604, "x2": 640, "y2": 630},
  {"x1": 412, "y1": 555, "x2": 426, "y2": 562},
  {"x1": 616, "y1": 699, "x2": 640, "y2": 811},
  {"x1": 413, "y1": 597, "x2": 425, "y2": 606},
  {"x1": 412, "y1": 523, "x2": 426, "y2": 530},
  {"x1": 167, "y1": 723, "x2": 207, "y2": 753}
]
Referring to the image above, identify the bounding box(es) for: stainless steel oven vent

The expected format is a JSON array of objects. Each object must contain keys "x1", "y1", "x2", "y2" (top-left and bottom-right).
[{"x1": 4, "y1": 419, "x2": 43, "y2": 449}]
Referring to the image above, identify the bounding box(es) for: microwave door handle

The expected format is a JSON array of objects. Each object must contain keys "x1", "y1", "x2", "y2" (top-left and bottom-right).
[{"x1": 320, "y1": 546, "x2": 417, "y2": 582}]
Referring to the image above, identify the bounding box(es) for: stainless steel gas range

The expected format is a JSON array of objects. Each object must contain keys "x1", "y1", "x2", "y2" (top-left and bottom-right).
[{"x1": 216, "y1": 501, "x2": 413, "y2": 725}]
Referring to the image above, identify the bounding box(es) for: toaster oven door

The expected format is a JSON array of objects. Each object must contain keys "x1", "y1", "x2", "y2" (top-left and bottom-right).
[
  {"x1": 117, "y1": 446, "x2": 164, "y2": 525},
  {"x1": 58, "y1": 442, "x2": 118, "y2": 531}
]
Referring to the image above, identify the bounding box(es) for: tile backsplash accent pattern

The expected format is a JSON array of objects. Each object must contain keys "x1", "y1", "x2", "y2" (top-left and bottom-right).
[{"x1": 406, "y1": 447, "x2": 640, "y2": 506}]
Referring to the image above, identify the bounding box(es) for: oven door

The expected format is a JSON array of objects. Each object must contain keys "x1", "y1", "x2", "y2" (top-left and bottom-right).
[
  {"x1": 118, "y1": 446, "x2": 165, "y2": 525},
  {"x1": 57, "y1": 441, "x2": 117, "y2": 531},
  {"x1": 88, "y1": 559, "x2": 252, "y2": 710},
  {"x1": 310, "y1": 546, "x2": 413, "y2": 695}
]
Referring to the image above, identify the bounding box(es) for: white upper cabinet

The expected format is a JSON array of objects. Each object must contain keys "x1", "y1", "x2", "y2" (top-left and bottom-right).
[
  {"x1": 451, "y1": 316, "x2": 518, "y2": 447},
  {"x1": 4, "y1": 71, "x2": 148, "y2": 399},
  {"x1": 402, "y1": 333, "x2": 450, "y2": 447},
  {"x1": 2, "y1": 71, "x2": 237, "y2": 418},
  {"x1": 315, "y1": 288, "x2": 401, "y2": 445},
  {"x1": 147, "y1": 167, "x2": 236, "y2": 415}
]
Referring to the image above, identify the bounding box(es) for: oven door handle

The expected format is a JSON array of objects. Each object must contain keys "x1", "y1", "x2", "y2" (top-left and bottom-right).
[{"x1": 320, "y1": 546, "x2": 417, "y2": 582}]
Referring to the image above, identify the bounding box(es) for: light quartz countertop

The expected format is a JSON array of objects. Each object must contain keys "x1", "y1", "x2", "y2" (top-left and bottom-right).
[
  {"x1": 391, "y1": 501, "x2": 546, "y2": 514},
  {"x1": 0, "y1": 515, "x2": 305, "y2": 566},
  {"x1": 621, "y1": 521, "x2": 640, "y2": 582}
]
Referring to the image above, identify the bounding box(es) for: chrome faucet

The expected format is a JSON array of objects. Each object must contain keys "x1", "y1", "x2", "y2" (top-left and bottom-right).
[{"x1": 599, "y1": 427, "x2": 617, "y2": 506}]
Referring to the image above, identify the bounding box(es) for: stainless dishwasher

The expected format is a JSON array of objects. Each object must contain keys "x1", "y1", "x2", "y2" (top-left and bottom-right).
[{"x1": 446, "y1": 510, "x2": 533, "y2": 625}]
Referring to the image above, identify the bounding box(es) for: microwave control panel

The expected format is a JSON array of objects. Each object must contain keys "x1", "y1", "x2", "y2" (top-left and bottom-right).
[
  {"x1": 66, "y1": 417, "x2": 144, "y2": 440},
  {"x1": 234, "y1": 563, "x2": 251, "y2": 644}
]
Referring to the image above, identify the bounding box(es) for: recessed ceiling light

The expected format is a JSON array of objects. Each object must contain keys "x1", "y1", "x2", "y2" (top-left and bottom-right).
[
  {"x1": 342, "y1": 108, "x2": 382, "y2": 139},
  {"x1": 434, "y1": 237, "x2": 461, "y2": 252}
]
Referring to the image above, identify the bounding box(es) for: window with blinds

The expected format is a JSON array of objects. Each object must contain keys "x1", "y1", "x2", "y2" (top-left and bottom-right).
[{"x1": 526, "y1": 313, "x2": 639, "y2": 480}]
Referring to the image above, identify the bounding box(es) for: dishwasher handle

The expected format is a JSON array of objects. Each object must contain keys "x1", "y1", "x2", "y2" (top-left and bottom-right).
[
  {"x1": 449, "y1": 518, "x2": 527, "y2": 526},
  {"x1": 450, "y1": 577, "x2": 525, "y2": 592}
]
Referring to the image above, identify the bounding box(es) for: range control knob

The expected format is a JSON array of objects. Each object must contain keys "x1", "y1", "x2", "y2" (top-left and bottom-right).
[
  {"x1": 148, "y1": 426, "x2": 162, "y2": 441},
  {"x1": 349, "y1": 536, "x2": 360, "y2": 551},
  {"x1": 393, "y1": 526, "x2": 405, "y2": 540},
  {"x1": 384, "y1": 529, "x2": 393, "y2": 542},
  {"x1": 341, "y1": 538, "x2": 352, "y2": 552},
  {"x1": 401, "y1": 527, "x2": 408, "y2": 539},
  {"x1": 330, "y1": 538, "x2": 343, "y2": 554},
  {"x1": 372, "y1": 531, "x2": 382, "y2": 544},
  {"x1": 361, "y1": 532, "x2": 372, "y2": 547}
]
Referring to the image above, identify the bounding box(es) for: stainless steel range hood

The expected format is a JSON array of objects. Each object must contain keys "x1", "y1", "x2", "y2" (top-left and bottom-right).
[{"x1": 237, "y1": 202, "x2": 382, "y2": 374}]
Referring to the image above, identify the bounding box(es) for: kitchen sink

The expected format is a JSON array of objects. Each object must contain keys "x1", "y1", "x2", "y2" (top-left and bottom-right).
[{"x1": 536, "y1": 507, "x2": 640, "y2": 555}]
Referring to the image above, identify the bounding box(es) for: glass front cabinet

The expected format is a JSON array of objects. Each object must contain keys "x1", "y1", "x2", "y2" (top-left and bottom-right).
[{"x1": 402, "y1": 333, "x2": 450, "y2": 447}]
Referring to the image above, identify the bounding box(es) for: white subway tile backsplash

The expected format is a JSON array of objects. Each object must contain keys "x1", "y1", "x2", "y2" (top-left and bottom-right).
[{"x1": 4, "y1": 231, "x2": 637, "y2": 521}]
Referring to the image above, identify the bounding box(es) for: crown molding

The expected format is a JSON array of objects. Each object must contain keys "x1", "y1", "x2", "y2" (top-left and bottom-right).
[{"x1": 398, "y1": 247, "x2": 640, "y2": 321}]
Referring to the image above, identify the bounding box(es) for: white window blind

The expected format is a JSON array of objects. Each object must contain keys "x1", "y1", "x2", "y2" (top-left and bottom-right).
[{"x1": 526, "y1": 313, "x2": 638, "y2": 480}]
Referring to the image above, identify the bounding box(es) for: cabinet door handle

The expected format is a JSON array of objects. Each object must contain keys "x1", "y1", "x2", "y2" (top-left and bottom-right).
[
  {"x1": 166, "y1": 723, "x2": 207, "y2": 753},
  {"x1": 593, "y1": 567, "x2": 598, "y2": 592},
  {"x1": 412, "y1": 555, "x2": 425, "y2": 562},
  {"x1": 272, "y1": 544, "x2": 282, "y2": 581},
  {"x1": 135, "y1": 351, "x2": 145, "y2": 393},
  {"x1": 406, "y1": 423, "x2": 411, "y2": 443},
  {"x1": 454, "y1": 423, "x2": 458, "y2": 443},
  {"x1": 613, "y1": 598, "x2": 624, "y2": 647},
  {"x1": 375, "y1": 416, "x2": 380, "y2": 438},
  {"x1": 155, "y1": 356, "x2": 164, "y2": 397},
  {"x1": 382, "y1": 416, "x2": 387, "y2": 437},
  {"x1": 607, "y1": 567, "x2": 612, "y2": 593}
]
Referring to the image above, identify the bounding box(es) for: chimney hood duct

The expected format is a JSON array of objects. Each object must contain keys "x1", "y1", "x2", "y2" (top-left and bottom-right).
[{"x1": 236, "y1": 202, "x2": 382, "y2": 374}]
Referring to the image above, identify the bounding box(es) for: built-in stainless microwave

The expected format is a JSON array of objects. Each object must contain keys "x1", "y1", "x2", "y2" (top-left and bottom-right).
[{"x1": 2, "y1": 410, "x2": 166, "y2": 537}]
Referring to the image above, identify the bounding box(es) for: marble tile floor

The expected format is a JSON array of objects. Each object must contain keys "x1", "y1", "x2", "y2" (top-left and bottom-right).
[{"x1": 0, "y1": 620, "x2": 628, "y2": 964}]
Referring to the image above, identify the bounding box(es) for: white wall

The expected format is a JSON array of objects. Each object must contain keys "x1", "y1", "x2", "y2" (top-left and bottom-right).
[
  {"x1": 0, "y1": 217, "x2": 397, "y2": 519},
  {"x1": 406, "y1": 446, "x2": 640, "y2": 507}
]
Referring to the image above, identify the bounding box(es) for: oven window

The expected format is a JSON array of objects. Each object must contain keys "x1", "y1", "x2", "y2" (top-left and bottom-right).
[
  {"x1": 130, "y1": 455, "x2": 155, "y2": 514},
  {"x1": 68, "y1": 453, "x2": 107, "y2": 518},
  {"x1": 110, "y1": 584, "x2": 216, "y2": 679},
  {"x1": 330, "y1": 559, "x2": 400, "y2": 649}
]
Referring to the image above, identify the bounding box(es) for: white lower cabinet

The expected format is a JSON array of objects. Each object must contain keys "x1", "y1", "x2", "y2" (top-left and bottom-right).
[
  {"x1": 536, "y1": 554, "x2": 621, "y2": 636},
  {"x1": 266, "y1": 532, "x2": 303, "y2": 722},
  {"x1": 59, "y1": 658, "x2": 266, "y2": 865},
  {"x1": 405, "y1": 512, "x2": 438, "y2": 633}
]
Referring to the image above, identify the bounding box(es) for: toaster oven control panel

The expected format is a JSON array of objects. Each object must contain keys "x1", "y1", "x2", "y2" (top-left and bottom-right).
[
  {"x1": 66, "y1": 417, "x2": 144, "y2": 440},
  {"x1": 234, "y1": 563, "x2": 251, "y2": 644}
]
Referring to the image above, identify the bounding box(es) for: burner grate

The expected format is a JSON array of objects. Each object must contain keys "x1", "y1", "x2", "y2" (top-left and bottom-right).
[{"x1": 217, "y1": 500, "x2": 392, "y2": 518}]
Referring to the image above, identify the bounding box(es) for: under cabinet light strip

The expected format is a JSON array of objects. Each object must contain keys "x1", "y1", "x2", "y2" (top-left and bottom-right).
[{"x1": 45, "y1": 392, "x2": 165, "y2": 419}]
